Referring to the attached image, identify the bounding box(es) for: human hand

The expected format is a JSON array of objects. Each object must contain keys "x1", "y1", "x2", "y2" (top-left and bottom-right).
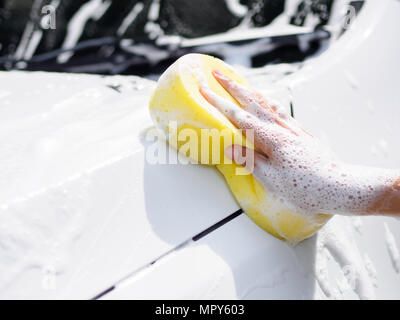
[{"x1": 200, "y1": 70, "x2": 400, "y2": 216}]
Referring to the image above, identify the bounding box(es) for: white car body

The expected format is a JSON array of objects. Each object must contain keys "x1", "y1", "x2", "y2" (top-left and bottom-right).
[{"x1": 0, "y1": 0, "x2": 399, "y2": 299}]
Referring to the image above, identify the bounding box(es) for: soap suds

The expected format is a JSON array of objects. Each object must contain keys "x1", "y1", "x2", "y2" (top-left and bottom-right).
[
  {"x1": 58, "y1": 0, "x2": 111, "y2": 63},
  {"x1": 225, "y1": 0, "x2": 248, "y2": 17},
  {"x1": 238, "y1": 107, "x2": 398, "y2": 216},
  {"x1": 179, "y1": 55, "x2": 209, "y2": 88},
  {"x1": 352, "y1": 217, "x2": 363, "y2": 235},
  {"x1": 192, "y1": 66, "x2": 399, "y2": 217},
  {"x1": 0, "y1": 177, "x2": 88, "y2": 293},
  {"x1": 117, "y1": 2, "x2": 144, "y2": 36},
  {"x1": 384, "y1": 222, "x2": 400, "y2": 273},
  {"x1": 315, "y1": 218, "x2": 375, "y2": 299},
  {"x1": 363, "y1": 253, "x2": 378, "y2": 287}
]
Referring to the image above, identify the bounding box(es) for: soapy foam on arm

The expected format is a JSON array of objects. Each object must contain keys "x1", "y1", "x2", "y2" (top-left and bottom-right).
[
  {"x1": 169, "y1": 56, "x2": 400, "y2": 217},
  {"x1": 254, "y1": 124, "x2": 400, "y2": 216},
  {"x1": 198, "y1": 67, "x2": 399, "y2": 216},
  {"x1": 215, "y1": 92, "x2": 400, "y2": 216}
]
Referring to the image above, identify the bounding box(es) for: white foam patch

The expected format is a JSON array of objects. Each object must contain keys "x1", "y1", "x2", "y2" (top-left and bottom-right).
[
  {"x1": 315, "y1": 218, "x2": 376, "y2": 300},
  {"x1": 384, "y1": 222, "x2": 400, "y2": 273},
  {"x1": 225, "y1": 0, "x2": 248, "y2": 17},
  {"x1": 352, "y1": 217, "x2": 363, "y2": 235},
  {"x1": 363, "y1": 253, "x2": 378, "y2": 287}
]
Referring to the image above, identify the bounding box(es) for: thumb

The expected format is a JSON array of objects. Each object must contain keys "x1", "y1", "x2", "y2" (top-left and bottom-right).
[{"x1": 225, "y1": 145, "x2": 275, "y2": 182}]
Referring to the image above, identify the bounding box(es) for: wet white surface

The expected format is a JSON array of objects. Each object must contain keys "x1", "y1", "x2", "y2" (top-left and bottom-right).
[
  {"x1": 0, "y1": 71, "x2": 239, "y2": 299},
  {"x1": 103, "y1": 214, "x2": 400, "y2": 300},
  {"x1": 104, "y1": 0, "x2": 400, "y2": 300},
  {"x1": 1, "y1": 0, "x2": 400, "y2": 299}
]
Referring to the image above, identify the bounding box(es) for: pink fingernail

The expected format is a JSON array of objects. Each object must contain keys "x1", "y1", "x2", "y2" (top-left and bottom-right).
[
  {"x1": 199, "y1": 85, "x2": 207, "y2": 94},
  {"x1": 212, "y1": 69, "x2": 224, "y2": 78}
]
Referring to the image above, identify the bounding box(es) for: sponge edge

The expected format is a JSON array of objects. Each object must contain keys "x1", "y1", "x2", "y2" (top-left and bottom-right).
[{"x1": 149, "y1": 53, "x2": 331, "y2": 244}]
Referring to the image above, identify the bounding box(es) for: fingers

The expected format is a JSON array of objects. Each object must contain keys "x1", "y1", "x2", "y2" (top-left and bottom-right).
[
  {"x1": 212, "y1": 70, "x2": 299, "y2": 136},
  {"x1": 225, "y1": 145, "x2": 277, "y2": 188},
  {"x1": 212, "y1": 70, "x2": 276, "y2": 122},
  {"x1": 199, "y1": 85, "x2": 257, "y2": 130},
  {"x1": 200, "y1": 85, "x2": 279, "y2": 158},
  {"x1": 272, "y1": 104, "x2": 290, "y2": 120}
]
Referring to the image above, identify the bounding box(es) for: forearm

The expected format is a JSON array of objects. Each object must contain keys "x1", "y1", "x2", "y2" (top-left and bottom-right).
[
  {"x1": 367, "y1": 176, "x2": 400, "y2": 216},
  {"x1": 281, "y1": 163, "x2": 400, "y2": 217},
  {"x1": 332, "y1": 165, "x2": 400, "y2": 216},
  {"x1": 200, "y1": 69, "x2": 400, "y2": 218}
]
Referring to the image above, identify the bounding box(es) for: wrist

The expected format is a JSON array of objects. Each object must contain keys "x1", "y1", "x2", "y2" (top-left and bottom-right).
[
  {"x1": 368, "y1": 175, "x2": 400, "y2": 216},
  {"x1": 318, "y1": 164, "x2": 396, "y2": 216}
]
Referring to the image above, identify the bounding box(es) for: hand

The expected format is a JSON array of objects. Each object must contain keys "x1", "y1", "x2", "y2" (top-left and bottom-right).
[{"x1": 200, "y1": 70, "x2": 400, "y2": 216}]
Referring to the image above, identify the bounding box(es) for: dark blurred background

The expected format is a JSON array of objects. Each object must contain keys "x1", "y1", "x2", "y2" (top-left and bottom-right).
[{"x1": 0, "y1": 0, "x2": 364, "y2": 76}]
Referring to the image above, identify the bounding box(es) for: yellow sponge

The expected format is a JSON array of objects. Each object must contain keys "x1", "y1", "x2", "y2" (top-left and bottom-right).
[{"x1": 149, "y1": 53, "x2": 330, "y2": 243}]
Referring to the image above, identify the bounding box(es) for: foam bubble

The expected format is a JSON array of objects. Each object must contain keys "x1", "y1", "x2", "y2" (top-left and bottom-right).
[{"x1": 250, "y1": 120, "x2": 399, "y2": 216}]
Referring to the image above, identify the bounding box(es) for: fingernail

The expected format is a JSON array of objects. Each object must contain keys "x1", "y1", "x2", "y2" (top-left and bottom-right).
[
  {"x1": 212, "y1": 69, "x2": 224, "y2": 78},
  {"x1": 199, "y1": 85, "x2": 208, "y2": 95}
]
